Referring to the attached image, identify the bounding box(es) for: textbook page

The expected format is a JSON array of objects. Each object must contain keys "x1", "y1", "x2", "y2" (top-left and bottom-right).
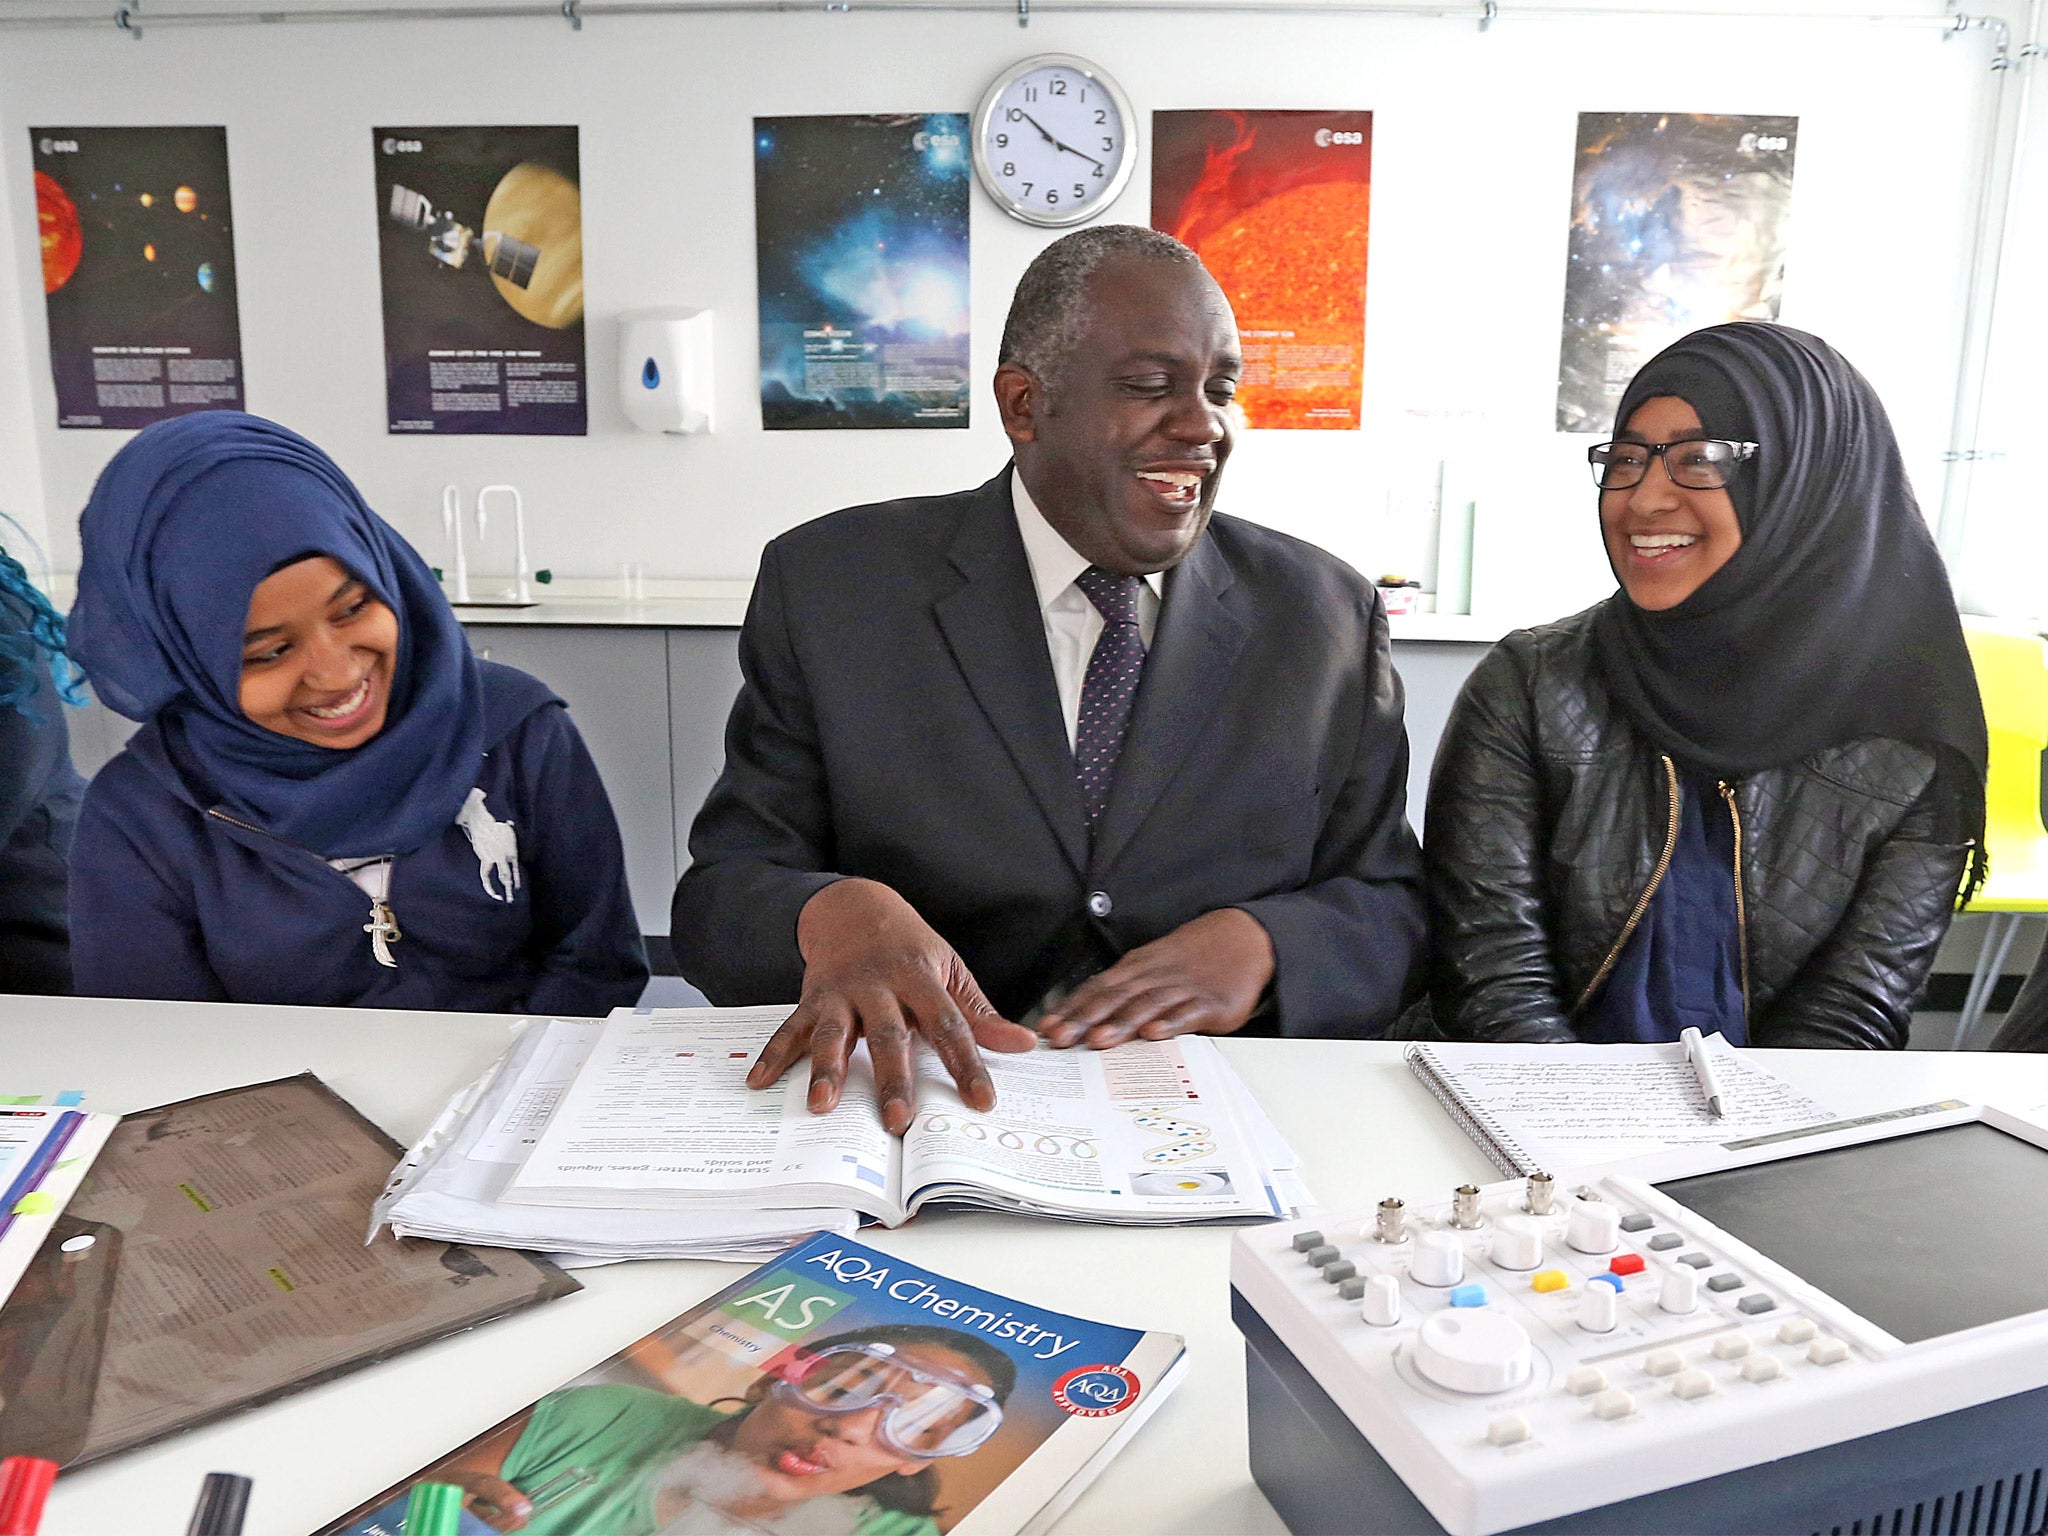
[
  {"x1": 1414, "y1": 1037, "x2": 1837, "y2": 1176},
  {"x1": 901, "y1": 1035, "x2": 1284, "y2": 1222},
  {"x1": 501, "y1": 1009, "x2": 906, "y2": 1220},
  {"x1": 380, "y1": 1018, "x2": 854, "y2": 1263}
]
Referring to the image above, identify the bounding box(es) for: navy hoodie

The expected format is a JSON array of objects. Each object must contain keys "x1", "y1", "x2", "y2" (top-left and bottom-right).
[{"x1": 69, "y1": 661, "x2": 647, "y2": 1015}]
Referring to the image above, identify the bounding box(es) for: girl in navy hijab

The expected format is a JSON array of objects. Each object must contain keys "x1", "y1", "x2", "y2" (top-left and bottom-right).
[{"x1": 66, "y1": 412, "x2": 647, "y2": 1014}]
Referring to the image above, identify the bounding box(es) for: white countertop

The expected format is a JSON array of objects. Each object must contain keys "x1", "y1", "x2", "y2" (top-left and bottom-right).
[{"x1": 9, "y1": 996, "x2": 2047, "y2": 1535}]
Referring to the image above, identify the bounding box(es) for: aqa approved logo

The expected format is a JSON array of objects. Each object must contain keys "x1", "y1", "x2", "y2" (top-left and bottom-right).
[{"x1": 1051, "y1": 1363, "x2": 1141, "y2": 1418}]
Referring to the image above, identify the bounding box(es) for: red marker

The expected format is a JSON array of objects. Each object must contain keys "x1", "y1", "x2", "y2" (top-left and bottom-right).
[{"x1": 0, "y1": 1457, "x2": 57, "y2": 1536}]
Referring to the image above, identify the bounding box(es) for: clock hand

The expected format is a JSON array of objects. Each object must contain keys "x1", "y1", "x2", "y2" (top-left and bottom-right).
[{"x1": 1016, "y1": 110, "x2": 1106, "y2": 172}]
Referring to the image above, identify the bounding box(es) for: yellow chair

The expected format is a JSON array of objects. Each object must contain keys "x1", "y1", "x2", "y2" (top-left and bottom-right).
[{"x1": 1955, "y1": 623, "x2": 2048, "y2": 1046}]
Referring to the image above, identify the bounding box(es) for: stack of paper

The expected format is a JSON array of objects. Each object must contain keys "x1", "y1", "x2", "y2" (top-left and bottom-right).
[
  {"x1": 0, "y1": 1096, "x2": 119, "y2": 1311},
  {"x1": 374, "y1": 1015, "x2": 855, "y2": 1267},
  {"x1": 381, "y1": 1005, "x2": 1305, "y2": 1264}
]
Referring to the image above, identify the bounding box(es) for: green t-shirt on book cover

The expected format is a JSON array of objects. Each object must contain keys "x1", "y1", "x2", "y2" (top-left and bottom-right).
[{"x1": 500, "y1": 1382, "x2": 940, "y2": 1536}]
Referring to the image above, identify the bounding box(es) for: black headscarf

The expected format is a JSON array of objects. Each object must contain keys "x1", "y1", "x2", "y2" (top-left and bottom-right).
[{"x1": 1589, "y1": 322, "x2": 1986, "y2": 897}]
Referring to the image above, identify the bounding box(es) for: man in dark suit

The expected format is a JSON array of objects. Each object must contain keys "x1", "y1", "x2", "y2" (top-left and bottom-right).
[{"x1": 674, "y1": 226, "x2": 1424, "y2": 1132}]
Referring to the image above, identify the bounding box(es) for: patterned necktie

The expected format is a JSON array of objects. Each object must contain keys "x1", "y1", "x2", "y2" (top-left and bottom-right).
[{"x1": 1073, "y1": 565, "x2": 1148, "y2": 828}]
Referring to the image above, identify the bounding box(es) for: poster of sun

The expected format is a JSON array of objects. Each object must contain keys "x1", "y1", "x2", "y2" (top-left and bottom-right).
[
  {"x1": 1151, "y1": 110, "x2": 1371, "y2": 431},
  {"x1": 755, "y1": 114, "x2": 972, "y2": 430},
  {"x1": 373, "y1": 126, "x2": 586, "y2": 436},
  {"x1": 1557, "y1": 112, "x2": 1799, "y2": 433},
  {"x1": 31, "y1": 126, "x2": 245, "y2": 430}
]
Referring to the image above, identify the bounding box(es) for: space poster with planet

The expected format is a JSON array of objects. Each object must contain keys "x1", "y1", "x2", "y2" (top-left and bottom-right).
[
  {"x1": 1556, "y1": 112, "x2": 1799, "y2": 433},
  {"x1": 1151, "y1": 110, "x2": 1372, "y2": 431},
  {"x1": 373, "y1": 125, "x2": 586, "y2": 435},
  {"x1": 31, "y1": 126, "x2": 245, "y2": 430},
  {"x1": 754, "y1": 114, "x2": 972, "y2": 430}
]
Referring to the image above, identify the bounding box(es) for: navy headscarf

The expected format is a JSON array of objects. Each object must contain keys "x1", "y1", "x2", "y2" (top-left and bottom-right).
[
  {"x1": 1590, "y1": 322, "x2": 1987, "y2": 894},
  {"x1": 69, "y1": 413, "x2": 486, "y2": 858}
]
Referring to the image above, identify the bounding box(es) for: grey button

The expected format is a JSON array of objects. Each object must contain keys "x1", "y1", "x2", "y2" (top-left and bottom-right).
[
  {"x1": 1737, "y1": 1294, "x2": 1776, "y2": 1315},
  {"x1": 1678, "y1": 1253, "x2": 1712, "y2": 1268},
  {"x1": 1619, "y1": 1214, "x2": 1654, "y2": 1233},
  {"x1": 1647, "y1": 1233, "x2": 1682, "y2": 1251},
  {"x1": 1706, "y1": 1274, "x2": 1744, "y2": 1293},
  {"x1": 1087, "y1": 890, "x2": 1113, "y2": 918},
  {"x1": 1338, "y1": 1277, "x2": 1368, "y2": 1301},
  {"x1": 1323, "y1": 1260, "x2": 1358, "y2": 1285},
  {"x1": 1305, "y1": 1244, "x2": 1339, "y2": 1267},
  {"x1": 1292, "y1": 1230, "x2": 1326, "y2": 1253}
]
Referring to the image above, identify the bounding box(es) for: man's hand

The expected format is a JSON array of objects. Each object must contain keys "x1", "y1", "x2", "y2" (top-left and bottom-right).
[
  {"x1": 439, "y1": 1471, "x2": 532, "y2": 1532},
  {"x1": 748, "y1": 878, "x2": 1038, "y2": 1134},
  {"x1": 1039, "y1": 908, "x2": 1275, "y2": 1049}
]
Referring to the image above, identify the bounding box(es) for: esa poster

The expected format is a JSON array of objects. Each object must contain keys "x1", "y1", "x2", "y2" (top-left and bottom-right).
[
  {"x1": 373, "y1": 126, "x2": 586, "y2": 435},
  {"x1": 1151, "y1": 109, "x2": 1371, "y2": 430},
  {"x1": 1557, "y1": 112, "x2": 1798, "y2": 433},
  {"x1": 31, "y1": 126, "x2": 245, "y2": 430},
  {"x1": 754, "y1": 114, "x2": 971, "y2": 430}
]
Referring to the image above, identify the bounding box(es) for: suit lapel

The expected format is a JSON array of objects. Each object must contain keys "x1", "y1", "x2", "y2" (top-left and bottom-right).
[
  {"x1": 1091, "y1": 529, "x2": 1249, "y2": 872},
  {"x1": 933, "y1": 472, "x2": 1090, "y2": 874}
]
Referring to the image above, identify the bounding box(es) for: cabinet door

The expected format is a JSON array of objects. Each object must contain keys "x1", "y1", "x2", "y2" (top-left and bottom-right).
[
  {"x1": 667, "y1": 628, "x2": 744, "y2": 878},
  {"x1": 465, "y1": 625, "x2": 676, "y2": 935}
]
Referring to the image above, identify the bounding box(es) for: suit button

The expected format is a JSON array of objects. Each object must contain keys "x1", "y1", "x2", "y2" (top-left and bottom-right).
[{"x1": 1086, "y1": 890, "x2": 1113, "y2": 918}]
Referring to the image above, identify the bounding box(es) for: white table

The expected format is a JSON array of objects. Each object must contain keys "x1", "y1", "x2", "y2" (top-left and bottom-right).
[{"x1": 9, "y1": 997, "x2": 2048, "y2": 1536}]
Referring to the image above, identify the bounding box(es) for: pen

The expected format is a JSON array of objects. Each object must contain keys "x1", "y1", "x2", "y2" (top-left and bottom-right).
[
  {"x1": 0, "y1": 1456, "x2": 57, "y2": 1536},
  {"x1": 186, "y1": 1472, "x2": 253, "y2": 1536},
  {"x1": 404, "y1": 1481, "x2": 466, "y2": 1536},
  {"x1": 1680, "y1": 1025, "x2": 1727, "y2": 1119}
]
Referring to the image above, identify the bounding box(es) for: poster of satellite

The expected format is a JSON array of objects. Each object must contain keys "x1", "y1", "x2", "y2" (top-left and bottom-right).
[
  {"x1": 32, "y1": 126, "x2": 245, "y2": 430},
  {"x1": 755, "y1": 113, "x2": 971, "y2": 430},
  {"x1": 1557, "y1": 112, "x2": 1798, "y2": 433},
  {"x1": 1151, "y1": 110, "x2": 1371, "y2": 431},
  {"x1": 373, "y1": 125, "x2": 586, "y2": 435}
]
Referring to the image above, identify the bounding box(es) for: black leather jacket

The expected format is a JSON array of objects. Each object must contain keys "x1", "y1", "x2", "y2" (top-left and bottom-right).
[{"x1": 1424, "y1": 607, "x2": 1969, "y2": 1049}]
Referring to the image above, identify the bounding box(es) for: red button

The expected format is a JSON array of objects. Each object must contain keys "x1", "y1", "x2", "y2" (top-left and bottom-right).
[{"x1": 1609, "y1": 1254, "x2": 1646, "y2": 1276}]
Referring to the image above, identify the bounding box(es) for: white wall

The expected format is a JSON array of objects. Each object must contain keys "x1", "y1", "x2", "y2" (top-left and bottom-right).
[{"x1": 0, "y1": 2, "x2": 2007, "y2": 620}]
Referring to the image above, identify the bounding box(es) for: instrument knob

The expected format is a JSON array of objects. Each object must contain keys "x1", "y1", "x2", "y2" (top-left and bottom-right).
[
  {"x1": 1360, "y1": 1274, "x2": 1402, "y2": 1327},
  {"x1": 1659, "y1": 1266, "x2": 1700, "y2": 1314},
  {"x1": 1412, "y1": 1309, "x2": 1534, "y2": 1394},
  {"x1": 1566, "y1": 1198, "x2": 1621, "y2": 1255},
  {"x1": 1489, "y1": 1215, "x2": 1545, "y2": 1271},
  {"x1": 1410, "y1": 1230, "x2": 1466, "y2": 1288},
  {"x1": 1577, "y1": 1281, "x2": 1619, "y2": 1333}
]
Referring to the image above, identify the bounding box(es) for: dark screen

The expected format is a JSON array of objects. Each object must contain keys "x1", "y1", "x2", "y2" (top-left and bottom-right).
[{"x1": 1656, "y1": 1122, "x2": 2048, "y2": 1345}]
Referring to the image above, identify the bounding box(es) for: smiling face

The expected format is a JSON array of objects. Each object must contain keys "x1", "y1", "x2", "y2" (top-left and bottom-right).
[
  {"x1": 722, "y1": 1342, "x2": 991, "y2": 1509},
  {"x1": 997, "y1": 255, "x2": 1241, "y2": 576},
  {"x1": 1601, "y1": 394, "x2": 1745, "y2": 611},
  {"x1": 238, "y1": 556, "x2": 398, "y2": 748}
]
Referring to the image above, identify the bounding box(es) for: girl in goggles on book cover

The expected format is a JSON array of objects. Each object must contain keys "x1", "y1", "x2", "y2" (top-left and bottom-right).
[{"x1": 428, "y1": 1323, "x2": 1017, "y2": 1536}]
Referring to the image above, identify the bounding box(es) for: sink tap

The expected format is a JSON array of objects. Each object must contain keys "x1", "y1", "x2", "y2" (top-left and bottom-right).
[
  {"x1": 441, "y1": 484, "x2": 472, "y2": 604},
  {"x1": 476, "y1": 485, "x2": 531, "y2": 604}
]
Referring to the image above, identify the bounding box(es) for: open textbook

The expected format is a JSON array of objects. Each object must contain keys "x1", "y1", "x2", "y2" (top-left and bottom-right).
[
  {"x1": 1406, "y1": 1036, "x2": 1839, "y2": 1177},
  {"x1": 376, "y1": 1018, "x2": 856, "y2": 1267},
  {"x1": 324, "y1": 1231, "x2": 1186, "y2": 1536},
  {"x1": 498, "y1": 1007, "x2": 1293, "y2": 1227}
]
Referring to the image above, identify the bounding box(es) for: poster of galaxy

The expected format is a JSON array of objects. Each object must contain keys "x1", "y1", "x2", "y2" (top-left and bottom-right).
[
  {"x1": 32, "y1": 127, "x2": 245, "y2": 431},
  {"x1": 1557, "y1": 112, "x2": 1798, "y2": 433},
  {"x1": 373, "y1": 126, "x2": 585, "y2": 435},
  {"x1": 754, "y1": 114, "x2": 971, "y2": 430},
  {"x1": 1151, "y1": 110, "x2": 1371, "y2": 431}
]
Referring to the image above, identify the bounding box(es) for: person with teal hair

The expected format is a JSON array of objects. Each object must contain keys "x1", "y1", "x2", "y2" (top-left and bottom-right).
[{"x1": 0, "y1": 515, "x2": 86, "y2": 994}]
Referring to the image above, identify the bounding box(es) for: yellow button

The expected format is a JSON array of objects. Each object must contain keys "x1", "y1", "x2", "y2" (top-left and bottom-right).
[{"x1": 1532, "y1": 1269, "x2": 1570, "y2": 1293}]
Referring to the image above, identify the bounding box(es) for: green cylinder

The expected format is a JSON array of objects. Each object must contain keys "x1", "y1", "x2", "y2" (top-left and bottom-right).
[{"x1": 403, "y1": 1481, "x2": 466, "y2": 1536}]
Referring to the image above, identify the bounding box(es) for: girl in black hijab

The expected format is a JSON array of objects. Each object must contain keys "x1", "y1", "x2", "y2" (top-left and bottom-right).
[{"x1": 1423, "y1": 322, "x2": 1984, "y2": 1048}]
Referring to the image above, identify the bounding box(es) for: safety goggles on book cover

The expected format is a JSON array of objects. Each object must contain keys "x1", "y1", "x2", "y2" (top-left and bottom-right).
[{"x1": 774, "y1": 1342, "x2": 1003, "y2": 1460}]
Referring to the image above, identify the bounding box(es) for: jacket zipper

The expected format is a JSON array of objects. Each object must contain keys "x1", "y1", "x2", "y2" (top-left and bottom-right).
[
  {"x1": 1717, "y1": 780, "x2": 1752, "y2": 1024},
  {"x1": 1571, "y1": 753, "x2": 1680, "y2": 1016},
  {"x1": 204, "y1": 808, "x2": 401, "y2": 969}
]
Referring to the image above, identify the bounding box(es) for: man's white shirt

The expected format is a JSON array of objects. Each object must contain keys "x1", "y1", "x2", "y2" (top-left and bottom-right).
[{"x1": 1011, "y1": 468, "x2": 1163, "y2": 752}]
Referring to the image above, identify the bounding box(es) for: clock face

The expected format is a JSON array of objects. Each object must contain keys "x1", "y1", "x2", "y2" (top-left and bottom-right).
[{"x1": 972, "y1": 55, "x2": 1135, "y2": 228}]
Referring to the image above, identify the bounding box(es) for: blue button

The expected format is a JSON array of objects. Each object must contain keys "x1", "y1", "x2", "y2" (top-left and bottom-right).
[
  {"x1": 1590, "y1": 1273, "x2": 1623, "y2": 1291},
  {"x1": 641, "y1": 357, "x2": 661, "y2": 389},
  {"x1": 1449, "y1": 1284, "x2": 1487, "y2": 1308}
]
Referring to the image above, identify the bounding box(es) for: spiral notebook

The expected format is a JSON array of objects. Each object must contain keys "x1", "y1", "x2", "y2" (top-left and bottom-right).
[{"x1": 1404, "y1": 1038, "x2": 1838, "y2": 1177}]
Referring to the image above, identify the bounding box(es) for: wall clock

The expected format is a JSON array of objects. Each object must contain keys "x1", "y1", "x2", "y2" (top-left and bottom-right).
[{"x1": 971, "y1": 54, "x2": 1136, "y2": 228}]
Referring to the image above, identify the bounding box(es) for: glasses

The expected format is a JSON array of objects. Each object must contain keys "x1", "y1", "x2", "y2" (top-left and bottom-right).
[
  {"x1": 775, "y1": 1342, "x2": 1002, "y2": 1460},
  {"x1": 1588, "y1": 438, "x2": 1756, "y2": 491}
]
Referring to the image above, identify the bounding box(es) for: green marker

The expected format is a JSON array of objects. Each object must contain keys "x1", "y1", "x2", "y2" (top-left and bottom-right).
[{"x1": 403, "y1": 1482, "x2": 465, "y2": 1536}]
